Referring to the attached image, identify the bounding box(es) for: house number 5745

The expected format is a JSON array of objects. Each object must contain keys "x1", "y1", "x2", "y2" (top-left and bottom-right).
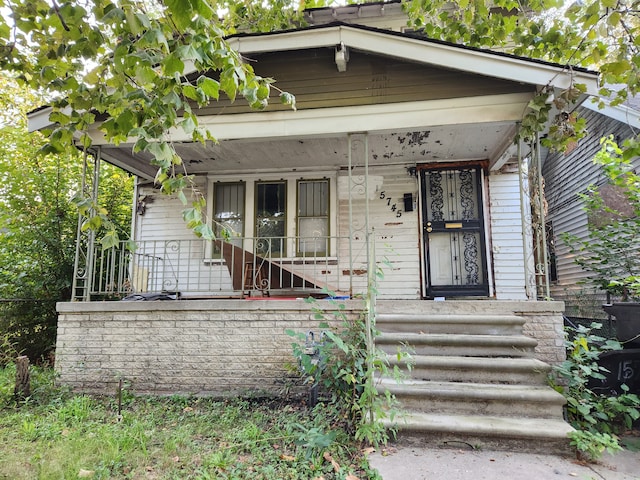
[{"x1": 379, "y1": 191, "x2": 402, "y2": 217}]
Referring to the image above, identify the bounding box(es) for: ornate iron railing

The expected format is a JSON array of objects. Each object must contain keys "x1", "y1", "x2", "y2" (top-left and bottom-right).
[{"x1": 88, "y1": 236, "x2": 353, "y2": 300}]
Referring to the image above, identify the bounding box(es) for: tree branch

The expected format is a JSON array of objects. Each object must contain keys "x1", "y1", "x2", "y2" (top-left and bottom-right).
[{"x1": 51, "y1": 0, "x2": 71, "y2": 32}]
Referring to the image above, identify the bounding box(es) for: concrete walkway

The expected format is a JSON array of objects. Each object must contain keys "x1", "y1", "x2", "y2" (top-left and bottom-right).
[{"x1": 368, "y1": 444, "x2": 640, "y2": 480}]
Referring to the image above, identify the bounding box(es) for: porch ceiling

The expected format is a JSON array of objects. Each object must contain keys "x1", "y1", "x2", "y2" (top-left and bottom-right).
[{"x1": 100, "y1": 122, "x2": 516, "y2": 180}]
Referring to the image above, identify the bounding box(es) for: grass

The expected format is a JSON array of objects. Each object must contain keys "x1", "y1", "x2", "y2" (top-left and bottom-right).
[{"x1": 0, "y1": 365, "x2": 380, "y2": 479}]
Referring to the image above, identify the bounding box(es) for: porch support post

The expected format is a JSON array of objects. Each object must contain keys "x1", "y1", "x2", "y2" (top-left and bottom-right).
[
  {"x1": 532, "y1": 134, "x2": 551, "y2": 299},
  {"x1": 348, "y1": 135, "x2": 354, "y2": 297},
  {"x1": 87, "y1": 148, "x2": 101, "y2": 301},
  {"x1": 517, "y1": 132, "x2": 535, "y2": 300},
  {"x1": 71, "y1": 147, "x2": 101, "y2": 301},
  {"x1": 347, "y1": 133, "x2": 370, "y2": 298}
]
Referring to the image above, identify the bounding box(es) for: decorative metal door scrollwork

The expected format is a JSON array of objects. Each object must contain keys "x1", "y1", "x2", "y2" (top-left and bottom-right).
[{"x1": 420, "y1": 167, "x2": 488, "y2": 297}]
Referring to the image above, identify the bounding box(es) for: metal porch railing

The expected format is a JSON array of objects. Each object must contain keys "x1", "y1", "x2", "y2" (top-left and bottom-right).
[{"x1": 87, "y1": 236, "x2": 354, "y2": 300}]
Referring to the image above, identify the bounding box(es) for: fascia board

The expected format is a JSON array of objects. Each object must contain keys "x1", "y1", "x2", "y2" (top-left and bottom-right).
[
  {"x1": 582, "y1": 98, "x2": 640, "y2": 130},
  {"x1": 28, "y1": 106, "x2": 55, "y2": 132},
  {"x1": 227, "y1": 27, "x2": 340, "y2": 53}
]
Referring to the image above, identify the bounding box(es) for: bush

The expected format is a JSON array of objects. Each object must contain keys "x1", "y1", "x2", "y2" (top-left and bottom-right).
[
  {"x1": 553, "y1": 322, "x2": 640, "y2": 459},
  {"x1": 287, "y1": 296, "x2": 409, "y2": 447}
]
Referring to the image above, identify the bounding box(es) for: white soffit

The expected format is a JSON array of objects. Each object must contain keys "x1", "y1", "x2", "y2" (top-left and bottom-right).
[{"x1": 227, "y1": 25, "x2": 599, "y2": 94}]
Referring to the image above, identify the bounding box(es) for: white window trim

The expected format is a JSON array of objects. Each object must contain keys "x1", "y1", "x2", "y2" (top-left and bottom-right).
[{"x1": 206, "y1": 171, "x2": 338, "y2": 261}]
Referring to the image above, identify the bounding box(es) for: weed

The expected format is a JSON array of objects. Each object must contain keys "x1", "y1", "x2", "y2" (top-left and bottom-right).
[
  {"x1": 552, "y1": 322, "x2": 640, "y2": 458},
  {"x1": 569, "y1": 430, "x2": 622, "y2": 461},
  {"x1": 287, "y1": 292, "x2": 408, "y2": 447}
]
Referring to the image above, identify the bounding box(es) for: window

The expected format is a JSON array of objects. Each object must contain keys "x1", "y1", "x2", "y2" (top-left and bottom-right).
[
  {"x1": 213, "y1": 182, "x2": 245, "y2": 254},
  {"x1": 297, "y1": 179, "x2": 329, "y2": 255},
  {"x1": 255, "y1": 181, "x2": 286, "y2": 256}
]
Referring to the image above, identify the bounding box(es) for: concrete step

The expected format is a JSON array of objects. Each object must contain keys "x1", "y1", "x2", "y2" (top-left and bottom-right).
[
  {"x1": 389, "y1": 355, "x2": 551, "y2": 384},
  {"x1": 377, "y1": 332, "x2": 537, "y2": 357},
  {"x1": 379, "y1": 378, "x2": 566, "y2": 419},
  {"x1": 377, "y1": 314, "x2": 526, "y2": 336},
  {"x1": 382, "y1": 412, "x2": 575, "y2": 455}
]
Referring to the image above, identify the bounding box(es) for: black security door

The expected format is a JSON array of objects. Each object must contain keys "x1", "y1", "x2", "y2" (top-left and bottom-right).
[{"x1": 421, "y1": 167, "x2": 489, "y2": 297}]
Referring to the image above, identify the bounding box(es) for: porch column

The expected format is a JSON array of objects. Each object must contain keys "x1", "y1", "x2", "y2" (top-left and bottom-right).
[
  {"x1": 518, "y1": 132, "x2": 551, "y2": 300},
  {"x1": 71, "y1": 148, "x2": 101, "y2": 301},
  {"x1": 530, "y1": 134, "x2": 551, "y2": 299},
  {"x1": 518, "y1": 137, "x2": 533, "y2": 300},
  {"x1": 347, "y1": 133, "x2": 371, "y2": 297}
]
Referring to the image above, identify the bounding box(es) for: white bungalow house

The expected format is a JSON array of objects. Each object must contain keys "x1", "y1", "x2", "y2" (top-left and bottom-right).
[{"x1": 32, "y1": 2, "x2": 601, "y2": 452}]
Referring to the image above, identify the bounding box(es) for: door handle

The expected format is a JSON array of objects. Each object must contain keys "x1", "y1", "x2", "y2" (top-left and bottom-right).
[{"x1": 426, "y1": 227, "x2": 432, "y2": 233}]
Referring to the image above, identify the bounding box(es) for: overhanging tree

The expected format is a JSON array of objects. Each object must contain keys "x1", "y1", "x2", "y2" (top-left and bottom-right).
[{"x1": 1, "y1": 0, "x2": 299, "y2": 242}]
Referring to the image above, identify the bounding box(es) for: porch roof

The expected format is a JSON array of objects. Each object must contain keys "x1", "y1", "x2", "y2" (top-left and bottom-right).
[{"x1": 29, "y1": 23, "x2": 599, "y2": 181}]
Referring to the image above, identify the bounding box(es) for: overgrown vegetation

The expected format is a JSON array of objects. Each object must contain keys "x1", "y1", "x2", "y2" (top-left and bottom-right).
[
  {"x1": 0, "y1": 366, "x2": 379, "y2": 479},
  {"x1": 552, "y1": 322, "x2": 640, "y2": 460},
  {"x1": 0, "y1": 76, "x2": 134, "y2": 363},
  {"x1": 287, "y1": 287, "x2": 409, "y2": 448}
]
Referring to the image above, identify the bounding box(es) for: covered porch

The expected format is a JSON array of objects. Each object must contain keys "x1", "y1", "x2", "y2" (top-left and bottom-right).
[{"x1": 27, "y1": 23, "x2": 598, "y2": 302}]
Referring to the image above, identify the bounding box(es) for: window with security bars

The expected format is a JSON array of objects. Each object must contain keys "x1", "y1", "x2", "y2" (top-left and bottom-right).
[{"x1": 297, "y1": 179, "x2": 329, "y2": 255}]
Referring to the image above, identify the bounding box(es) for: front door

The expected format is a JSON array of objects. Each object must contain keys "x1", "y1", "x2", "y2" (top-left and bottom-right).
[{"x1": 420, "y1": 166, "x2": 489, "y2": 297}]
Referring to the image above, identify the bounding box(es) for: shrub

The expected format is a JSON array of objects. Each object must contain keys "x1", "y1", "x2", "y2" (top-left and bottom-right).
[{"x1": 553, "y1": 322, "x2": 640, "y2": 459}]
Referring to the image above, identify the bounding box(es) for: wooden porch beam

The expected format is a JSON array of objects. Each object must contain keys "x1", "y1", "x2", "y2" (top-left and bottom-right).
[{"x1": 83, "y1": 93, "x2": 532, "y2": 146}]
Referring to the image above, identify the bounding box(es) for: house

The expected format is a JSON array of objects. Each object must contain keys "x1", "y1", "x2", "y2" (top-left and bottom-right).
[
  {"x1": 31, "y1": 2, "x2": 600, "y2": 452},
  {"x1": 543, "y1": 99, "x2": 640, "y2": 328}
]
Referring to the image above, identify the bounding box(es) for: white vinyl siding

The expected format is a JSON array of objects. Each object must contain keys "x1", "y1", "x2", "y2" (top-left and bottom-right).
[{"x1": 544, "y1": 107, "x2": 640, "y2": 300}]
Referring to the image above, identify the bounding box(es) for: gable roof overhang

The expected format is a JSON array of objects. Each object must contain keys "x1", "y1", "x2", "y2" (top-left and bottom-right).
[
  {"x1": 227, "y1": 23, "x2": 598, "y2": 93},
  {"x1": 28, "y1": 23, "x2": 599, "y2": 180},
  {"x1": 582, "y1": 98, "x2": 640, "y2": 130}
]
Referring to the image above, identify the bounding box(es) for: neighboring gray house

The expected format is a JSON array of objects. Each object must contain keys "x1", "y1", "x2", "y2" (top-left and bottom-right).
[
  {"x1": 543, "y1": 100, "x2": 640, "y2": 325},
  {"x1": 30, "y1": 2, "x2": 601, "y2": 453}
]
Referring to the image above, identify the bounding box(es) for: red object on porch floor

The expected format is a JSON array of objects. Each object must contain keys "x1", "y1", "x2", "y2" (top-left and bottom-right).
[{"x1": 244, "y1": 297, "x2": 301, "y2": 300}]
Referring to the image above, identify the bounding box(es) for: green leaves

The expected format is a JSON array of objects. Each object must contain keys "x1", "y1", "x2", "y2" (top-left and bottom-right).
[
  {"x1": 0, "y1": 0, "x2": 301, "y2": 239},
  {"x1": 164, "y1": 0, "x2": 196, "y2": 31},
  {"x1": 163, "y1": 54, "x2": 185, "y2": 76},
  {"x1": 553, "y1": 322, "x2": 640, "y2": 459},
  {"x1": 197, "y1": 75, "x2": 220, "y2": 99}
]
